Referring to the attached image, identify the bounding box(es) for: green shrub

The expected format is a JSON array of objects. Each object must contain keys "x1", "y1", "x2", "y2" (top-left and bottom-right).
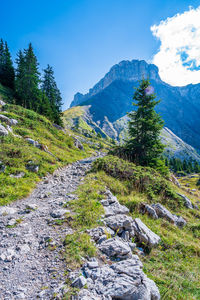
[{"x1": 92, "y1": 155, "x2": 181, "y2": 208}]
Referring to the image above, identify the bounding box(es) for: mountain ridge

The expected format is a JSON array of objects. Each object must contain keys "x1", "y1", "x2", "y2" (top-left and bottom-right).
[
  {"x1": 69, "y1": 59, "x2": 200, "y2": 149},
  {"x1": 70, "y1": 59, "x2": 162, "y2": 107}
]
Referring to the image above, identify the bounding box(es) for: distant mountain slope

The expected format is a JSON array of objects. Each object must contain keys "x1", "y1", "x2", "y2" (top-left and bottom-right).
[
  {"x1": 63, "y1": 106, "x2": 109, "y2": 138},
  {"x1": 113, "y1": 115, "x2": 200, "y2": 163},
  {"x1": 63, "y1": 105, "x2": 200, "y2": 163},
  {"x1": 70, "y1": 60, "x2": 200, "y2": 149},
  {"x1": 70, "y1": 60, "x2": 161, "y2": 107}
]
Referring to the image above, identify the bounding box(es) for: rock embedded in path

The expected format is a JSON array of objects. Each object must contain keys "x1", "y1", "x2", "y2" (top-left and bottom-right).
[
  {"x1": 50, "y1": 209, "x2": 69, "y2": 219},
  {"x1": 78, "y1": 290, "x2": 101, "y2": 300},
  {"x1": 132, "y1": 218, "x2": 161, "y2": 248},
  {"x1": 7, "y1": 219, "x2": 16, "y2": 226},
  {"x1": 0, "y1": 207, "x2": 18, "y2": 216},
  {"x1": 71, "y1": 275, "x2": 87, "y2": 288},
  {"x1": 0, "y1": 248, "x2": 18, "y2": 262}
]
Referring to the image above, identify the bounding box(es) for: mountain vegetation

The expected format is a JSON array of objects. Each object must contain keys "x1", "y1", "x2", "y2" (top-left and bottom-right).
[
  {"x1": 0, "y1": 39, "x2": 15, "y2": 89},
  {"x1": 0, "y1": 39, "x2": 62, "y2": 125},
  {"x1": 167, "y1": 157, "x2": 200, "y2": 175}
]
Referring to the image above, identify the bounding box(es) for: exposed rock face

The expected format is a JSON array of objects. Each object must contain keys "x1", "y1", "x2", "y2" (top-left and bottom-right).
[
  {"x1": 70, "y1": 59, "x2": 200, "y2": 150},
  {"x1": 0, "y1": 114, "x2": 18, "y2": 126},
  {"x1": 70, "y1": 60, "x2": 161, "y2": 107},
  {"x1": 104, "y1": 201, "x2": 129, "y2": 217},
  {"x1": 101, "y1": 116, "x2": 118, "y2": 140},
  {"x1": 73, "y1": 137, "x2": 84, "y2": 150},
  {"x1": 141, "y1": 203, "x2": 187, "y2": 228},
  {"x1": 25, "y1": 161, "x2": 39, "y2": 173},
  {"x1": 152, "y1": 203, "x2": 177, "y2": 224},
  {"x1": 177, "y1": 193, "x2": 193, "y2": 209},
  {"x1": 0, "y1": 123, "x2": 8, "y2": 136},
  {"x1": 0, "y1": 99, "x2": 6, "y2": 107},
  {"x1": 140, "y1": 203, "x2": 158, "y2": 220},
  {"x1": 132, "y1": 218, "x2": 161, "y2": 248},
  {"x1": 80, "y1": 256, "x2": 160, "y2": 300},
  {"x1": 99, "y1": 237, "x2": 133, "y2": 259},
  {"x1": 78, "y1": 190, "x2": 160, "y2": 299},
  {"x1": 104, "y1": 214, "x2": 133, "y2": 233}
]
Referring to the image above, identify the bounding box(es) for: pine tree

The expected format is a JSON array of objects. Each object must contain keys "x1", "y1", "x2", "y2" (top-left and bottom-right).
[
  {"x1": 42, "y1": 64, "x2": 63, "y2": 125},
  {"x1": 0, "y1": 39, "x2": 15, "y2": 89},
  {"x1": 0, "y1": 39, "x2": 4, "y2": 84},
  {"x1": 15, "y1": 50, "x2": 25, "y2": 105},
  {"x1": 126, "y1": 79, "x2": 164, "y2": 166},
  {"x1": 15, "y1": 43, "x2": 40, "y2": 110},
  {"x1": 23, "y1": 43, "x2": 40, "y2": 110}
]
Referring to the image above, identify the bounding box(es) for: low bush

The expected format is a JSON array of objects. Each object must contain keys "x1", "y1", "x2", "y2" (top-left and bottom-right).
[{"x1": 92, "y1": 155, "x2": 181, "y2": 208}]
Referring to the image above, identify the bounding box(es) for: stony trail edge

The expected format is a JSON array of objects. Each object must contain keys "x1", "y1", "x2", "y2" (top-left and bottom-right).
[{"x1": 0, "y1": 154, "x2": 102, "y2": 299}]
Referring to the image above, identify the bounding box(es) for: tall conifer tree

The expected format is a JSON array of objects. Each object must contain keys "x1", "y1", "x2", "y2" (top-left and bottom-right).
[
  {"x1": 0, "y1": 39, "x2": 15, "y2": 89},
  {"x1": 126, "y1": 78, "x2": 164, "y2": 166},
  {"x1": 42, "y1": 64, "x2": 63, "y2": 125},
  {"x1": 15, "y1": 50, "x2": 25, "y2": 105},
  {"x1": 15, "y1": 43, "x2": 40, "y2": 109},
  {"x1": 0, "y1": 39, "x2": 4, "y2": 84}
]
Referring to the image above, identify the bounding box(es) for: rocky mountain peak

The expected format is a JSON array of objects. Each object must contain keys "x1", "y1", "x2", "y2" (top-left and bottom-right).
[{"x1": 70, "y1": 59, "x2": 161, "y2": 107}]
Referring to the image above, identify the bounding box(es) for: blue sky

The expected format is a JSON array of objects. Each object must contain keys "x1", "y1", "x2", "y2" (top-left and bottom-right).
[{"x1": 1, "y1": 0, "x2": 200, "y2": 108}]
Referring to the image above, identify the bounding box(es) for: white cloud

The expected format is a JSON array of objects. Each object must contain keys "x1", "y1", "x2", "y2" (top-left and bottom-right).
[{"x1": 151, "y1": 6, "x2": 200, "y2": 86}]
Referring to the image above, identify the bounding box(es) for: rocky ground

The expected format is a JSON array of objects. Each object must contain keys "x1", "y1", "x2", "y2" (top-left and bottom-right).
[
  {"x1": 0, "y1": 154, "x2": 102, "y2": 299},
  {"x1": 0, "y1": 151, "x2": 191, "y2": 300}
]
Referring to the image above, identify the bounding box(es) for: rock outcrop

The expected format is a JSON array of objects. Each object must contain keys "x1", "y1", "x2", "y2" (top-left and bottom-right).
[
  {"x1": 141, "y1": 203, "x2": 187, "y2": 228},
  {"x1": 0, "y1": 123, "x2": 8, "y2": 136},
  {"x1": 177, "y1": 193, "x2": 193, "y2": 209},
  {"x1": 73, "y1": 190, "x2": 161, "y2": 299}
]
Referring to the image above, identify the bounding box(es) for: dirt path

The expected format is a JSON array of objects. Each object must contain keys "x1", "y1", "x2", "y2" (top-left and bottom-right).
[{"x1": 0, "y1": 154, "x2": 101, "y2": 300}]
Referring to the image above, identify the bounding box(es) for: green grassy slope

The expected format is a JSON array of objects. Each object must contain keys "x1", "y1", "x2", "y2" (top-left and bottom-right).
[
  {"x1": 63, "y1": 105, "x2": 109, "y2": 138},
  {"x1": 70, "y1": 155, "x2": 200, "y2": 300},
  {"x1": 0, "y1": 104, "x2": 94, "y2": 205}
]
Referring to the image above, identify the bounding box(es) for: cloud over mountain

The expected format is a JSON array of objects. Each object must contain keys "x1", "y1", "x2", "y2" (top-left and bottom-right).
[{"x1": 151, "y1": 6, "x2": 200, "y2": 86}]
